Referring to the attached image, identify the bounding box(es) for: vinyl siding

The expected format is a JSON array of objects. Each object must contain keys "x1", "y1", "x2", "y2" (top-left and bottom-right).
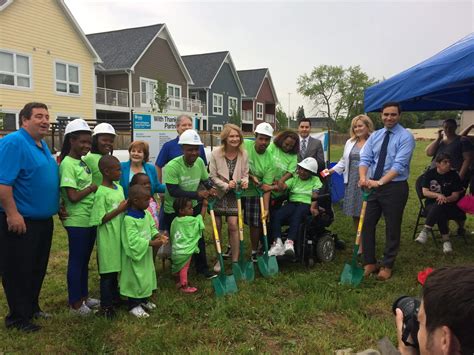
[{"x1": 0, "y1": 0, "x2": 96, "y2": 121}]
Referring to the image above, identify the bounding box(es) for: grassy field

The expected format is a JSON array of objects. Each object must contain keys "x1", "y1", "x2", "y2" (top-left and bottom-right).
[{"x1": 1, "y1": 141, "x2": 473, "y2": 353}]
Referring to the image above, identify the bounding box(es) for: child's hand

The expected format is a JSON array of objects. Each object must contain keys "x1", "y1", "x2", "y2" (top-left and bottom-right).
[
  {"x1": 88, "y1": 184, "x2": 98, "y2": 193},
  {"x1": 159, "y1": 234, "x2": 169, "y2": 245},
  {"x1": 118, "y1": 200, "x2": 128, "y2": 212},
  {"x1": 310, "y1": 207, "x2": 319, "y2": 217}
]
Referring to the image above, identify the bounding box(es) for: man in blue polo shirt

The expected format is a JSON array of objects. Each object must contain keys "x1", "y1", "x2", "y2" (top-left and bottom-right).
[
  {"x1": 359, "y1": 101, "x2": 415, "y2": 281},
  {"x1": 0, "y1": 102, "x2": 59, "y2": 332}
]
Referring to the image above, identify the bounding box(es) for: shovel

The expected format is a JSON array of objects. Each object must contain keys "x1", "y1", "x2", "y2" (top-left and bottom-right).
[
  {"x1": 208, "y1": 199, "x2": 238, "y2": 296},
  {"x1": 340, "y1": 189, "x2": 371, "y2": 286},
  {"x1": 232, "y1": 181, "x2": 255, "y2": 282},
  {"x1": 256, "y1": 188, "x2": 279, "y2": 277}
]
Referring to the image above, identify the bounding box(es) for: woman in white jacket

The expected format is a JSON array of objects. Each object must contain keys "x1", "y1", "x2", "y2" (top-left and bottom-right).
[{"x1": 329, "y1": 115, "x2": 374, "y2": 228}]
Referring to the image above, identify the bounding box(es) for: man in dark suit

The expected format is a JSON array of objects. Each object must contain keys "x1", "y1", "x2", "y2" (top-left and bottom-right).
[{"x1": 297, "y1": 118, "x2": 325, "y2": 172}]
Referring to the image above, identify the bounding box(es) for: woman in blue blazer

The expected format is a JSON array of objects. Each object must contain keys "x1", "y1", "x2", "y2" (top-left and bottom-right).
[{"x1": 120, "y1": 141, "x2": 165, "y2": 198}]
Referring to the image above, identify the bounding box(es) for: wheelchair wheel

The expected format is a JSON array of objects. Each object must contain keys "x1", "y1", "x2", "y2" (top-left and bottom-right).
[{"x1": 316, "y1": 234, "x2": 335, "y2": 262}]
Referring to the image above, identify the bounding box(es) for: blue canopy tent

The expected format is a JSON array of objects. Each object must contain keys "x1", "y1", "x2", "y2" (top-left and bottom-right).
[{"x1": 364, "y1": 33, "x2": 474, "y2": 112}]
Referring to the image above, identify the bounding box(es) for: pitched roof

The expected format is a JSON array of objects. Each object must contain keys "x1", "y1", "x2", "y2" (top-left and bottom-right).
[
  {"x1": 181, "y1": 51, "x2": 230, "y2": 88},
  {"x1": 237, "y1": 69, "x2": 268, "y2": 98},
  {"x1": 87, "y1": 24, "x2": 164, "y2": 70}
]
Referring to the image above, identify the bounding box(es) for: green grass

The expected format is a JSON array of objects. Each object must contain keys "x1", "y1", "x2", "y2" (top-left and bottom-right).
[{"x1": 1, "y1": 141, "x2": 473, "y2": 353}]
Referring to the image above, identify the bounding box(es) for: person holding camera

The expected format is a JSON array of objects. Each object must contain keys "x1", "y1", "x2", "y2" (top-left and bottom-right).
[{"x1": 394, "y1": 266, "x2": 474, "y2": 355}]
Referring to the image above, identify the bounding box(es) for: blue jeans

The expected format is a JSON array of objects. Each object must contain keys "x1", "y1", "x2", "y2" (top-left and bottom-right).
[
  {"x1": 66, "y1": 227, "x2": 96, "y2": 305},
  {"x1": 271, "y1": 202, "x2": 310, "y2": 241}
]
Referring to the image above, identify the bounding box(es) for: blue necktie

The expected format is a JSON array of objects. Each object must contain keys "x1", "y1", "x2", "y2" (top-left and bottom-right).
[{"x1": 373, "y1": 130, "x2": 391, "y2": 180}]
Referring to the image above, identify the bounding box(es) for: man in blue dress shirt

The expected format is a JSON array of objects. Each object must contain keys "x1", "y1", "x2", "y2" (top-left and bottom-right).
[
  {"x1": 359, "y1": 102, "x2": 415, "y2": 281},
  {"x1": 0, "y1": 103, "x2": 59, "y2": 332}
]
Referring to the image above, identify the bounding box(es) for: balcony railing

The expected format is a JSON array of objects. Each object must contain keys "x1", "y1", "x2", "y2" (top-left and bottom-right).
[
  {"x1": 96, "y1": 87, "x2": 129, "y2": 107},
  {"x1": 242, "y1": 110, "x2": 253, "y2": 123},
  {"x1": 133, "y1": 92, "x2": 206, "y2": 115},
  {"x1": 265, "y1": 114, "x2": 275, "y2": 123}
]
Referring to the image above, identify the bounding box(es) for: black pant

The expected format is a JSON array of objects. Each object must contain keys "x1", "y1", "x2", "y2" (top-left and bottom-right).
[
  {"x1": 163, "y1": 203, "x2": 209, "y2": 274},
  {"x1": 100, "y1": 272, "x2": 119, "y2": 308},
  {"x1": 0, "y1": 213, "x2": 53, "y2": 326},
  {"x1": 425, "y1": 202, "x2": 466, "y2": 235},
  {"x1": 128, "y1": 297, "x2": 147, "y2": 310},
  {"x1": 362, "y1": 181, "x2": 409, "y2": 269}
]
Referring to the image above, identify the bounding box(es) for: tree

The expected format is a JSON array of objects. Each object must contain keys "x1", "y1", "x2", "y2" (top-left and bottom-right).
[
  {"x1": 296, "y1": 106, "x2": 305, "y2": 120},
  {"x1": 297, "y1": 65, "x2": 377, "y2": 132},
  {"x1": 228, "y1": 102, "x2": 241, "y2": 127},
  {"x1": 276, "y1": 105, "x2": 288, "y2": 130},
  {"x1": 0, "y1": 105, "x2": 4, "y2": 130},
  {"x1": 152, "y1": 77, "x2": 169, "y2": 113}
]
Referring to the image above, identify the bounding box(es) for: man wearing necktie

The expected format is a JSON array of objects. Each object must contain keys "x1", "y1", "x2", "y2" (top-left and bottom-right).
[
  {"x1": 297, "y1": 118, "x2": 325, "y2": 172},
  {"x1": 358, "y1": 102, "x2": 415, "y2": 281}
]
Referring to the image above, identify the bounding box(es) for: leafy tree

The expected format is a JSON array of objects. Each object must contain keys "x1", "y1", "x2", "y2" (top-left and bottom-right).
[
  {"x1": 276, "y1": 105, "x2": 288, "y2": 130},
  {"x1": 152, "y1": 77, "x2": 169, "y2": 113},
  {"x1": 296, "y1": 106, "x2": 305, "y2": 120},
  {"x1": 229, "y1": 102, "x2": 241, "y2": 127},
  {"x1": 0, "y1": 105, "x2": 4, "y2": 130}
]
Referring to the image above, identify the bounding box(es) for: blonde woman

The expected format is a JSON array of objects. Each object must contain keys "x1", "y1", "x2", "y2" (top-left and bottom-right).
[
  {"x1": 209, "y1": 124, "x2": 249, "y2": 268},
  {"x1": 329, "y1": 115, "x2": 374, "y2": 228}
]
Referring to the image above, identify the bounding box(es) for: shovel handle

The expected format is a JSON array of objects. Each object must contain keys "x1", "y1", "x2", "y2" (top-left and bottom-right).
[
  {"x1": 237, "y1": 198, "x2": 244, "y2": 242},
  {"x1": 355, "y1": 200, "x2": 367, "y2": 246},
  {"x1": 259, "y1": 195, "x2": 268, "y2": 236},
  {"x1": 209, "y1": 209, "x2": 222, "y2": 254}
]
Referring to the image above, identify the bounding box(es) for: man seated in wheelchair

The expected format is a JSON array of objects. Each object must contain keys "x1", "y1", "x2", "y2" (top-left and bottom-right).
[
  {"x1": 415, "y1": 152, "x2": 466, "y2": 253},
  {"x1": 268, "y1": 157, "x2": 322, "y2": 257}
]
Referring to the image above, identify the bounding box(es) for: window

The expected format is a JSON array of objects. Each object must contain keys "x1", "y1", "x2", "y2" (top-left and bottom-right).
[
  {"x1": 228, "y1": 97, "x2": 238, "y2": 116},
  {"x1": 0, "y1": 112, "x2": 18, "y2": 130},
  {"x1": 256, "y1": 103, "x2": 264, "y2": 120},
  {"x1": 213, "y1": 93, "x2": 223, "y2": 115},
  {"x1": 167, "y1": 83, "x2": 182, "y2": 109},
  {"x1": 212, "y1": 124, "x2": 223, "y2": 132},
  {"x1": 55, "y1": 62, "x2": 80, "y2": 94},
  {"x1": 140, "y1": 77, "x2": 157, "y2": 106},
  {"x1": 0, "y1": 51, "x2": 31, "y2": 88},
  {"x1": 190, "y1": 92, "x2": 198, "y2": 101}
]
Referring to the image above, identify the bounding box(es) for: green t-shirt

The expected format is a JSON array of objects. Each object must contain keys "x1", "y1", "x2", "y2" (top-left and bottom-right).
[
  {"x1": 267, "y1": 143, "x2": 298, "y2": 198},
  {"x1": 90, "y1": 183, "x2": 125, "y2": 274},
  {"x1": 163, "y1": 156, "x2": 208, "y2": 214},
  {"x1": 82, "y1": 152, "x2": 103, "y2": 186},
  {"x1": 243, "y1": 139, "x2": 274, "y2": 197},
  {"x1": 170, "y1": 215, "x2": 204, "y2": 273},
  {"x1": 59, "y1": 156, "x2": 95, "y2": 227},
  {"x1": 120, "y1": 210, "x2": 158, "y2": 299},
  {"x1": 286, "y1": 175, "x2": 323, "y2": 204}
]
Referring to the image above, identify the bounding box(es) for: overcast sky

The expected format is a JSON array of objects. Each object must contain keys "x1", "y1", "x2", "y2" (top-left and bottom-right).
[{"x1": 66, "y1": 0, "x2": 473, "y2": 116}]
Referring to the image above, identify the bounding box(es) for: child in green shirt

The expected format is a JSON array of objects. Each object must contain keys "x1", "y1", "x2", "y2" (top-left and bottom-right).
[
  {"x1": 120, "y1": 185, "x2": 168, "y2": 318},
  {"x1": 269, "y1": 157, "x2": 323, "y2": 257},
  {"x1": 59, "y1": 119, "x2": 99, "y2": 315},
  {"x1": 82, "y1": 123, "x2": 116, "y2": 186},
  {"x1": 170, "y1": 197, "x2": 207, "y2": 293},
  {"x1": 90, "y1": 155, "x2": 128, "y2": 319}
]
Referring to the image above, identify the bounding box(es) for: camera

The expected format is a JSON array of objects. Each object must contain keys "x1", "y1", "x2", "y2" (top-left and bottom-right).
[{"x1": 392, "y1": 296, "x2": 421, "y2": 349}]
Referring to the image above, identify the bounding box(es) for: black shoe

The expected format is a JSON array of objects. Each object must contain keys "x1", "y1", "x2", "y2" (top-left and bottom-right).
[
  {"x1": 457, "y1": 227, "x2": 466, "y2": 237},
  {"x1": 96, "y1": 306, "x2": 116, "y2": 319},
  {"x1": 251, "y1": 252, "x2": 258, "y2": 263},
  {"x1": 222, "y1": 245, "x2": 232, "y2": 259},
  {"x1": 7, "y1": 321, "x2": 41, "y2": 333},
  {"x1": 334, "y1": 236, "x2": 346, "y2": 250},
  {"x1": 200, "y1": 270, "x2": 217, "y2": 279}
]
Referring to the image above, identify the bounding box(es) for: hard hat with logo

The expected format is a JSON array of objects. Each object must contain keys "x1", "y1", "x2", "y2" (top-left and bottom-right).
[
  {"x1": 298, "y1": 157, "x2": 318, "y2": 174},
  {"x1": 255, "y1": 122, "x2": 274, "y2": 137},
  {"x1": 93, "y1": 122, "x2": 116, "y2": 136},
  {"x1": 64, "y1": 119, "x2": 91, "y2": 135},
  {"x1": 178, "y1": 129, "x2": 203, "y2": 145}
]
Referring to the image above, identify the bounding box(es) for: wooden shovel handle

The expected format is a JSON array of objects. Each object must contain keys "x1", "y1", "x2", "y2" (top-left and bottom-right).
[
  {"x1": 355, "y1": 200, "x2": 367, "y2": 246},
  {"x1": 210, "y1": 209, "x2": 221, "y2": 254},
  {"x1": 259, "y1": 196, "x2": 268, "y2": 236},
  {"x1": 237, "y1": 198, "x2": 244, "y2": 242}
]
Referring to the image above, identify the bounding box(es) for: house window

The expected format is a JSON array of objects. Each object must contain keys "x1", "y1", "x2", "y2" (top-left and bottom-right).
[
  {"x1": 0, "y1": 50, "x2": 31, "y2": 88},
  {"x1": 0, "y1": 112, "x2": 18, "y2": 130},
  {"x1": 228, "y1": 97, "x2": 238, "y2": 116},
  {"x1": 212, "y1": 124, "x2": 223, "y2": 132},
  {"x1": 256, "y1": 103, "x2": 264, "y2": 120},
  {"x1": 55, "y1": 62, "x2": 80, "y2": 94},
  {"x1": 167, "y1": 83, "x2": 182, "y2": 109},
  {"x1": 190, "y1": 92, "x2": 198, "y2": 101},
  {"x1": 140, "y1": 77, "x2": 157, "y2": 106},
  {"x1": 213, "y1": 93, "x2": 223, "y2": 115}
]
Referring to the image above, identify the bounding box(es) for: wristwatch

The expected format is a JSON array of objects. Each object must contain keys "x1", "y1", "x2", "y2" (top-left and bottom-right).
[{"x1": 377, "y1": 180, "x2": 384, "y2": 186}]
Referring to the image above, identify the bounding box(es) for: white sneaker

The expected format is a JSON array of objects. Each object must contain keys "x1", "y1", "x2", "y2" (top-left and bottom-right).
[
  {"x1": 268, "y1": 239, "x2": 284, "y2": 256},
  {"x1": 415, "y1": 229, "x2": 429, "y2": 244},
  {"x1": 213, "y1": 260, "x2": 221, "y2": 273},
  {"x1": 141, "y1": 301, "x2": 156, "y2": 311},
  {"x1": 70, "y1": 302, "x2": 92, "y2": 316},
  {"x1": 129, "y1": 305, "x2": 149, "y2": 318},
  {"x1": 284, "y1": 239, "x2": 295, "y2": 256},
  {"x1": 443, "y1": 241, "x2": 453, "y2": 254},
  {"x1": 85, "y1": 297, "x2": 100, "y2": 309}
]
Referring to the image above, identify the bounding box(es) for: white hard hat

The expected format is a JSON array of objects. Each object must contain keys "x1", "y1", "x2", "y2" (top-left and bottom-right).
[
  {"x1": 64, "y1": 119, "x2": 91, "y2": 135},
  {"x1": 93, "y1": 122, "x2": 116, "y2": 136},
  {"x1": 255, "y1": 122, "x2": 273, "y2": 137},
  {"x1": 298, "y1": 157, "x2": 318, "y2": 174},
  {"x1": 178, "y1": 129, "x2": 203, "y2": 145}
]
